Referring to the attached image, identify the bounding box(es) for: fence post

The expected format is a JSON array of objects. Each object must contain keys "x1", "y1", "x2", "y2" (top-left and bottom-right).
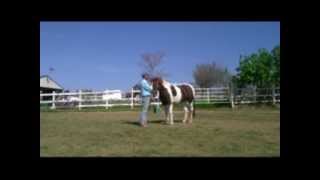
[
  {"x1": 105, "y1": 90, "x2": 109, "y2": 110},
  {"x1": 229, "y1": 85, "x2": 234, "y2": 109},
  {"x1": 272, "y1": 87, "x2": 276, "y2": 105},
  {"x1": 253, "y1": 86, "x2": 257, "y2": 104},
  {"x1": 78, "y1": 90, "x2": 82, "y2": 110},
  {"x1": 207, "y1": 88, "x2": 210, "y2": 104},
  {"x1": 51, "y1": 91, "x2": 56, "y2": 109},
  {"x1": 131, "y1": 88, "x2": 134, "y2": 109}
]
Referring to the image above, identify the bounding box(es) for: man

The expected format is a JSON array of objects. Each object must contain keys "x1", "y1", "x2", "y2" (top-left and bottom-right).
[{"x1": 139, "y1": 73, "x2": 153, "y2": 127}]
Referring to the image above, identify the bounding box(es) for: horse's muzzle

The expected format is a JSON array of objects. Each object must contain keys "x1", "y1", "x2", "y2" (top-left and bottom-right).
[{"x1": 152, "y1": 90, "x2": 158, "y2": 98}]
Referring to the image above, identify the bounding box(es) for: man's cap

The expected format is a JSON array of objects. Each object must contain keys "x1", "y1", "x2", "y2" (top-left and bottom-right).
[{"x1": 142, "y1": 73, "x2": 150, "y2": 78}]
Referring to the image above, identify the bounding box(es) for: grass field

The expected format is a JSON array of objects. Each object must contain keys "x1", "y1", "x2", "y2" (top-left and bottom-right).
[{"x1": 40, "y1": 107, "x2": 280, "y2": 157}]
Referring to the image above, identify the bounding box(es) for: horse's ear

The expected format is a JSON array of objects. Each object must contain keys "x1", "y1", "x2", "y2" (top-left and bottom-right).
[
  {"x1": 154, "y1": 77, "x2": 163, "y2": 84},
  {"x1": 151, "y1": 77, "x2": 157, "y2": 82},
  {"x1": 160, "y1": 78, "x2": 163, "y2": 83}
]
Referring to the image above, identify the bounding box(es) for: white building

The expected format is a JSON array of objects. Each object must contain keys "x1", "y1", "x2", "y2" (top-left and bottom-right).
[
  {"x1": 40, "y1": 75, "x2": 63, "y2": 93},
  {"x1": 40, "y1": 75, "x2": 63, "y2": 100},
  {"x1": 102, "y1": 90, "x2": 122, "y2": 100}
]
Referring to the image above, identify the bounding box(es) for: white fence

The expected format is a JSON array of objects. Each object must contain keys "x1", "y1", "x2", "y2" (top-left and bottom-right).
[
  {"x1": 40, "y1": 87, "x2": 280, "y2": 110},
  {"x1": 40, "y1": 89, "x2": 159, "y2": 110}
]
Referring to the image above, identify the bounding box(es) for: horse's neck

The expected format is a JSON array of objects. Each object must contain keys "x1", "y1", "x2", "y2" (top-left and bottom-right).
[
  {"x1": 162, "y1": 80, "x2": 170, "y2": 86},
  {"x1": 158, "y1": 80, "x2": 170, "y2": 95}
]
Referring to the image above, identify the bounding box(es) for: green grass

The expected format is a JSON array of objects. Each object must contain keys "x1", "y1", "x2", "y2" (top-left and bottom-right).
[
  {"x1": 40, "y1": 107, "x2": 280, "y2": 157},
  {"x1": 40, "y1": 102, "x2": 279, "y2": 112}
]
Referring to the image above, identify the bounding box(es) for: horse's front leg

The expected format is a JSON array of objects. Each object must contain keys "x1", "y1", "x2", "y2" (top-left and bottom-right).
[
  {"x1": 187, "y1": 102, "x2": 194, "y2": 124},
  {"x1": 169, "y1": 104, "x2": 174, "y2": 125},
  {"x1": 164, "y1": 105, "x2": 170, "y2": 124}
]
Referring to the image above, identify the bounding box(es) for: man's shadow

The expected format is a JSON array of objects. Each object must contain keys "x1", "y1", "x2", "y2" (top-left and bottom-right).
[{"x1": 122, "y1": 121, "x2": 141, "y2": 126}]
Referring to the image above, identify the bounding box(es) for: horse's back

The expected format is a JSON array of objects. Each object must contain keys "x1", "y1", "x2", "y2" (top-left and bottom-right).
[{"x1": 177, "y1": 84, "x2": 195, "y2": 103}]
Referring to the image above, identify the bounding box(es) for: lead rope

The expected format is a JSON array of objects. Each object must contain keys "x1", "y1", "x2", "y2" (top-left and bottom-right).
[
  {"x1": 156, "y1": 93, "x2": 160, "y2": 114},
  {"x1": 153, "y1": 91, "x2": 161, "y2": 114}
]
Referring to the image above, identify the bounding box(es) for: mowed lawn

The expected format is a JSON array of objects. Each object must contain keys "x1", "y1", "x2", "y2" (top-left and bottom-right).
[{"x1": 40, "y1": 107, "x2": 280, "y2": 157}]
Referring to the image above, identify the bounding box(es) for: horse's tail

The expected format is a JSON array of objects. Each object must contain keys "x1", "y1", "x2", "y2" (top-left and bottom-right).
[
  {"x1": 191, "y1": 85, "x2": 196, "y2": 118},
  {"x1": 193, "y1": 100, "x2": 196, "y2": 118}
]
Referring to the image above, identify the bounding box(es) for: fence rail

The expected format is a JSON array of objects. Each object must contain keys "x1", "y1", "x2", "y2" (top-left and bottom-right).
[{"x1": 40, "y1": 87, "x2": 280, "y2": 110}]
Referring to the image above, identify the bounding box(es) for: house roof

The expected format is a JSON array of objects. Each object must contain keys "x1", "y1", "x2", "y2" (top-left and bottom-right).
[{"x1": 40, "y1": 75, "x2": 64, "y2": 90}]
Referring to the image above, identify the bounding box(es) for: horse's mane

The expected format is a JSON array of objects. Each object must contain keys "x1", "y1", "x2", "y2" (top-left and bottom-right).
[
  {"x1": 152, "y1": 77, "x2": 190, "y2": 86},
  {"x1": 151, "y1": 77, "x2": 163, "y2": 81},
  {"x1": 151, "y1": 77, "x2": 166, "y2": 84}
]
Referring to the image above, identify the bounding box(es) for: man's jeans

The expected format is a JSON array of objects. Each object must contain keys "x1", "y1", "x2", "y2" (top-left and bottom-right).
[{"x1": 139, "y1": 96, "x2": 151, "y2": 125}]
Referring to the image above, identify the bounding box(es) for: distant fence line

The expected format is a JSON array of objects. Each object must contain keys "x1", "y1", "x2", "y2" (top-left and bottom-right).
[{"x1": 40, "y1": 87, "x2": 280, "y2": 110}]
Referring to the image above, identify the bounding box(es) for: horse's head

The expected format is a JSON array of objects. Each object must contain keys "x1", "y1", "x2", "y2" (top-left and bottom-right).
[{"x1": 151, "y1": 77, "x2": 163, "y2": 97}]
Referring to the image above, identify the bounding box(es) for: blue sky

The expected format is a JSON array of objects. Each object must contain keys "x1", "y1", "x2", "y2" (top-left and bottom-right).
[{"x1": 40, "y1": 22, "x2": 280, "y2": 91}]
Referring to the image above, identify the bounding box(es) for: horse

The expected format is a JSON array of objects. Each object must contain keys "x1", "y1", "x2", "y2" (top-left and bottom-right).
[{"x1": 151, "y1": 77, "x2": 196, "y2": 125}]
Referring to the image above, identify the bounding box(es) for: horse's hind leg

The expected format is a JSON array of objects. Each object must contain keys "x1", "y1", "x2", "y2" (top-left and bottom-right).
[
  {"x1": 187, "y1": 102, "x2": 193, "y2": 124},
  {"x1": 183, "y1": 104, "x2": 188, "y2": 123}
]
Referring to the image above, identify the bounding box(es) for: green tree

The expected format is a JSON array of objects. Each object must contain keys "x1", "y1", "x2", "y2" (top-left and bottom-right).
[
  {"x1": 271, "y1": 45, "x2": 280, "y2": 86},
  {"x1": 235, "y1": 45, "x2": 280, "y2": 88}
]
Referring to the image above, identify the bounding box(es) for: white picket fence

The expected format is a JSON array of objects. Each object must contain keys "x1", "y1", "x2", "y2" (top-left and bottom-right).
[
  {"x1": 40, "y1": 87, "x2": 280, "y2": 110},
  {"x1": 40, "y1": 89, "x2": 159, "y2": 110}
]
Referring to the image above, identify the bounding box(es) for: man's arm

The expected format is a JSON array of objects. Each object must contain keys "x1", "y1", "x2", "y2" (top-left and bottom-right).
[{"x1": 142, "y1": 80, "x2": 153, "y2": 92}]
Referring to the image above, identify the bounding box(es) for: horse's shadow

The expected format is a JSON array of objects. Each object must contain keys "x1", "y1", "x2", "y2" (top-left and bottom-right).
[{"x1": 122, "y1": 119, "x2": 182, "y2": 126}]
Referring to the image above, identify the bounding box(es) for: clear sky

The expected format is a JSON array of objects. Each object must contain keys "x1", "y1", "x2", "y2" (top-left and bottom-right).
[{"x1": 40, "y1": 22, "x2": 280, "y2": 91}]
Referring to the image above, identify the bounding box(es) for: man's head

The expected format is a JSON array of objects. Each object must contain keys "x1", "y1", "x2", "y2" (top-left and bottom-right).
[{"x1": 142, "y1": 73, "x2": 150, "y2": 81}]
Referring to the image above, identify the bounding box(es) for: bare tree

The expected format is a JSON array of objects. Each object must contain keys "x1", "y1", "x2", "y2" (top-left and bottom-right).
[
  {"x1": 139, "y1": 51, "x2": 169, "y2": 78},
  {"x1": 193, "y1": 62, "x2": 232, "y2": 88}
]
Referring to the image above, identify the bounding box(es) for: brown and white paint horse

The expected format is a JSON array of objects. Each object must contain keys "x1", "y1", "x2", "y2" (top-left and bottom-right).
[{"x1": 151, "y1": 77, "x2": 196, "y2": 125}]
